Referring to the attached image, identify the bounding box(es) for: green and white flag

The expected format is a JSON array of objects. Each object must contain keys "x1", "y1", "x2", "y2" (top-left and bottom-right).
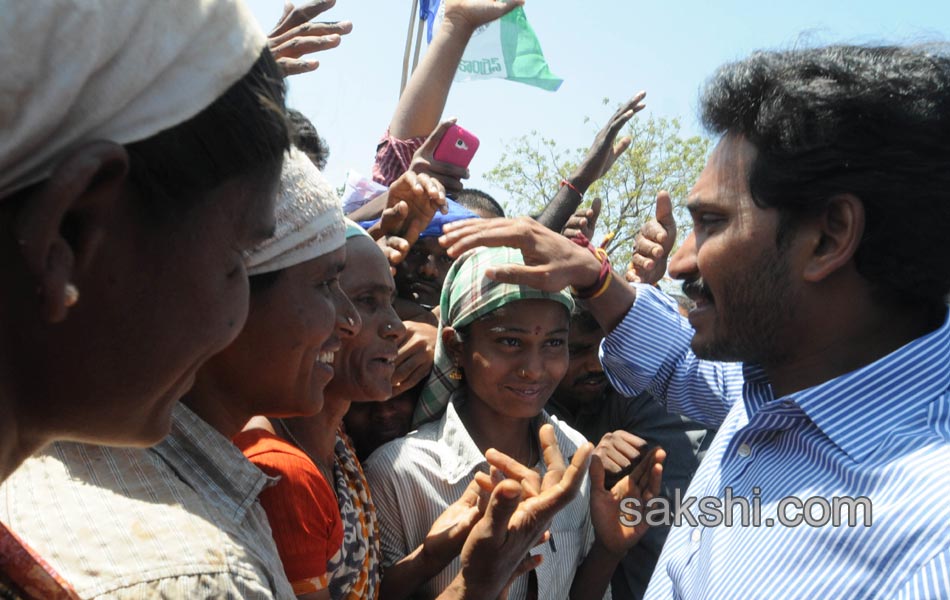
[{"x1": 426, "y1": 2, "x2": 562, "y2": 91}]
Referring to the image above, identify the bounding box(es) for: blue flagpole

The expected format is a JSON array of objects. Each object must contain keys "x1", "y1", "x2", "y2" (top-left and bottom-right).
[{"x1": 400, "y1": 0, "x2": 420, "y2": 95}]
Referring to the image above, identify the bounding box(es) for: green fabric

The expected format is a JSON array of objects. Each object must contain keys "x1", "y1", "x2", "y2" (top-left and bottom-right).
[
  {"x1": 499, "y1": 8, "x2": 563, "y2": 91},
  {"x1": 344, "y1": 217, "x2": 371, "y2": 239},
  {"x1": 413, "y1": 245, "x2": 574, "y2": 426}
]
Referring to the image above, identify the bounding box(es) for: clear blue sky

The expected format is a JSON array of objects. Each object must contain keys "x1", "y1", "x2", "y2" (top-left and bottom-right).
[{"x1": 246, "y1": 0, "x2": 949, "y2": 206}]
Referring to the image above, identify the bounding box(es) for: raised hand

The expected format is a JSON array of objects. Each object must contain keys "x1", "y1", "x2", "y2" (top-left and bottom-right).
[
  {"x1": 443, "y1": 0, "x2": 526, "y2": 33},
  {"x1": 593, "y1": 430, "x2": 649, "y2": 489},
  {"x1": 392, "y1": 320, "x2": 437, "y2": 392},
  {"x1": 422, "y1": 478, "x2": 487, "y2": 568},
  {"x1": 589, "y1": 446, "x2": 665, "y2": 555},
  {"x1": 364, "y1": 202, "x2": 411, "y2": 274},
  {"x1": 377, "y1": 235, "x2": 411, "y2": 276},
  {"x1": 569, "y1": 91, "x2": 647, "y2": 192},
  {"x1": 440, "y1": 427, "x2": 594, "y2": 600},
  {"x1": 484, "y1": 424, "x2": 573, "y2": 497},
  {"x1": 408, "y1": 120, "x2": 471, "y2": 195},
  {"x1": 383, "y1": 478, "x2": 488, "y2": 600},
  {"x1": 561, "y1": 197, "x2": 602, "y2": 241},
  {"x1": 535, "y1": 92, "x2": 646, "y2": 235},
  {"x1": 268, "y1": 0, "x2": 353, "y2": 76},
  {"x1": 384, "y1": 171, "x2": 447, "y2": 247},
  {"x1": 440, "y1": 217, "x2": 604, "y2": 292},
  {"x1": 626, "y1": 191, "x2": 676, "y2": 285}
]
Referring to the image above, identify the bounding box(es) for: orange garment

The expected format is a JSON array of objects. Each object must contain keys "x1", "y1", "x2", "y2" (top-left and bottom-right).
[
  {"x1": 0, "y1": 521, "x2": 80, "y2": 599},
  {"x1": 234, "y1": 429, "x2": 343, "y2": 595}
]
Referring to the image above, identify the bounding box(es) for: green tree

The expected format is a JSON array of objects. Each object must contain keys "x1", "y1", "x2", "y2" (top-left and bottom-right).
[{"x1": 486, "y1": 112, "x2": 710, "y2": 269}]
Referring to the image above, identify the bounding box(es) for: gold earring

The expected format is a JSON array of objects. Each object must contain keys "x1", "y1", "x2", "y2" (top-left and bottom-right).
[
  {"x1": 64, "y1": 283, "x2": 80, "y2": 308},
  {"x1": 449, "y1": 367, "x2": 463, "y2": 381}
]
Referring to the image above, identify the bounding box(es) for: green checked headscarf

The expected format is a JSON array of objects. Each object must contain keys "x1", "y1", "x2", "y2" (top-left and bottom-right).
[{"x1": 413, "y1": 245, "x2": 574, "y2": 426}]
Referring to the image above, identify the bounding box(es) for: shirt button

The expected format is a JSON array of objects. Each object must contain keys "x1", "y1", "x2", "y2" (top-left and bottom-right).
[
  {"x1": 691, "y1": 529, "x2": 702, "y2": 543},
  {"x1": 737, "y1": 443, "x2": 752, "y2": 457}
]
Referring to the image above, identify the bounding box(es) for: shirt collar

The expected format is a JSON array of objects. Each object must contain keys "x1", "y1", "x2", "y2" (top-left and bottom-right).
[
  {"x1": 438, "y1": 393, "x2": 491, "y2": 484},
  {"x1": 782, "y1": 309, "x2": 950, "y2": 463},
  {"x1": 151, "y1": 404, "x2": 277, "y2": 521},
  {"x1": 437, "y1": 391, "x2": 567, "y2": 484}
]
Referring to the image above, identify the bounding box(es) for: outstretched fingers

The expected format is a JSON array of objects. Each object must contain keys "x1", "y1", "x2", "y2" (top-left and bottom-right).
[
  {"x1": 522, "y1": 442, "x2": 593, "y2": 520},
  {"x1": 270, "y1": 0, "x2": 337, "y2": 35},
  {"x1": 607, "y1": 90, "x2": 647, "y2": 135},
  {"x1": 440, "y1": 217, "x2": 528, "y2": 257},
  {"x1": 486, "y1": 448, "x2": 542, "y2": 498}
]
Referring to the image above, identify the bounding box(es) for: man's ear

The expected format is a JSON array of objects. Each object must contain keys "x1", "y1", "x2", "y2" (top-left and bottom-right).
[
  {"x1": 802, "y1": 193, "x2": 865, "y2": 284},
  {"x1": 14, "y1": 141, "x2": 130, "y2": 323},
  {"x1": 442, "y1": 326, "x2": 463, "y2": 365}
]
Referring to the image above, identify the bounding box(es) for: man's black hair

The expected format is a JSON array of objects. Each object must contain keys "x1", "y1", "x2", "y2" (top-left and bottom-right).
[
  {"x1": 453, "y1": 188, "x2": 505, "y2": 218},
  {"x1": 287, "y1": 108, "x2": 330, "y2": 170},
  {"x1": 570, "y1": 303, "x2": 601, "y2": 333},
  {"x1": 701, "y1": 44, "x2": 950, "y2": 309}
]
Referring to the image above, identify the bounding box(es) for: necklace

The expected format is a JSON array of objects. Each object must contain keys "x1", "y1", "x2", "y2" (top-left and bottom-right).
[
  {"x1": 524, "y1": 433, "x2": 539, "y2": 468},
  {"x1": 277, "y1": 419, "x2": 337, "y2": 492}
]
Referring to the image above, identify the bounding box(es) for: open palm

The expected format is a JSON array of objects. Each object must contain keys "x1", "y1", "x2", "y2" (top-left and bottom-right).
[{"x1": 589, "y1": 447, "x2": 665, "y2": 554}]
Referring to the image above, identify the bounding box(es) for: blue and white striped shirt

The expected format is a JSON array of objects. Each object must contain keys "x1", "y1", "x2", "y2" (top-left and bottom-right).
[{"x1": 601, "y1": 285, "x2": 950, "y2": 600}]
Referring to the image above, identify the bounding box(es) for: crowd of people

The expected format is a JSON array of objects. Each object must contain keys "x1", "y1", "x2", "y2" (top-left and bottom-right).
[{"x1": 0, "y1": 1, "x2": 947, "y2": 599}]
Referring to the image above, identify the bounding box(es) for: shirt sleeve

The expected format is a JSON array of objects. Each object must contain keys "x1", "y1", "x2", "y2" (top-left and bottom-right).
[
  {"x1": 372, "y1": 130, "x2": 426, "y2": 186},
  {"x1": 235, "y1": 432, "x2": 342, "y2": 592},
  {"x1": 893, "y1": 547, "x2": 950, "y2": 600},
  {"x1": 599, "y1": 284, "x2": 744, "y2": 429}
]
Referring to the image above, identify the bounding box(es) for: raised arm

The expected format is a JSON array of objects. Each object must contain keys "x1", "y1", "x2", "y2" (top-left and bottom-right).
[
  {"x1": 535, "y1": 91, "x2": 646, "y2": 233},
  {"x1": 389, "y1": 0, "x2": 525, "y2": 140},
  {"x1": 374, "y1": 1, "x2": 523, "y2": 187}
]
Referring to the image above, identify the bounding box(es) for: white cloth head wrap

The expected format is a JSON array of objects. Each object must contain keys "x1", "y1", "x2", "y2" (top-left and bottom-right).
[
  {"x1": 245, "y1": 147, "x2": 346, "y2": 275},
  {"x1": 0, "y1": 0, "x2": 266, "y2": 199}
]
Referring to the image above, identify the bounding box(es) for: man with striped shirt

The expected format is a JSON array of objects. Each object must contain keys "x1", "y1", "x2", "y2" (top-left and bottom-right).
[{"x1": 438, "y1": 44, "x2": 950, "y2": 599}]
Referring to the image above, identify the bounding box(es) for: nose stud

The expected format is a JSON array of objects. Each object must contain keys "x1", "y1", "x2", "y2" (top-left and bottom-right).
[
  {"x1": 64, "y1": 283, "x2": 80, "y2": 308},
  {"x1": 347, "y1": 316, "x2": 356, "y2": 327}
]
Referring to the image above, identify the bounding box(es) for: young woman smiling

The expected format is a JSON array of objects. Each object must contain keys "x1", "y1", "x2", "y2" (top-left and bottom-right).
[
  {"x1": 236, "y1": 223, "x2": 405, "y2": 600},
  {"x1": 365, "y1": 245, "x2": 665, "y2": 600}
]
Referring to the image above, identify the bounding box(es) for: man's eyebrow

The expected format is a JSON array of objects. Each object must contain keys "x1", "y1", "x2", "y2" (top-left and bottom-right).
[
  {"x1": 685, "y1": 196, "x2": 707, "y2": 212},
  {"x1": 354, "y1": 284, "x2": 395, "y2": 296}
]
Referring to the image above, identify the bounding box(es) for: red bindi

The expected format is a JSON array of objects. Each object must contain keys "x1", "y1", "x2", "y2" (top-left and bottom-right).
[{"x1": 534, "y1": 326, "x2": 542, "y2": 335}]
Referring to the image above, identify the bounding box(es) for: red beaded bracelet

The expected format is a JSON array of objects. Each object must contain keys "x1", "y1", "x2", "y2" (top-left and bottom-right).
[{"x1": 560, "y1": 178, "x2": 583, "y2": 198}]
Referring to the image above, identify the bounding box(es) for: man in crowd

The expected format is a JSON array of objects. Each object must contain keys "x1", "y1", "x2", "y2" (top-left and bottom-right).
[
  {"x1": 547, "y1": 304, "x2": 715, "y2": 600},
  {"x1": 438, "y1": 44, "x2": 950, "y2": 598}
]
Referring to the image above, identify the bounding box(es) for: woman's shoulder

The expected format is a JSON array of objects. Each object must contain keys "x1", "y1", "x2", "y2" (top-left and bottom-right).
[{"x1": 233, "y1": 428, "x2": 319, "y2": 478}]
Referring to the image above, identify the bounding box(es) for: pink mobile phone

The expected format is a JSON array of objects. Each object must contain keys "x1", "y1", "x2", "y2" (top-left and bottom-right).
[{"x1": 433, "y1": 124, "x2": 480, "y2": 169}]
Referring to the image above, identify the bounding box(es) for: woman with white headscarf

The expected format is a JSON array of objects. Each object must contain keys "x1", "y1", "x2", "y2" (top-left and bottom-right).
[
  {"x1": 1, "y1": 146, "x2": 360, "y2": 598},
  {"x1": 0, "y1": 1, "x2": 289, "y2": 597}
]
